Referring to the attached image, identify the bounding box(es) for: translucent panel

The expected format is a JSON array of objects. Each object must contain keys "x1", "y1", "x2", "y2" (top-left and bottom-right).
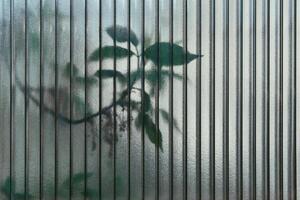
[
  {"x1": 0, "y1": 0, "x2": 298, "y2": 199},
  {"x1": 0, "y1": 0, "x2": 11, "y2": 199}
]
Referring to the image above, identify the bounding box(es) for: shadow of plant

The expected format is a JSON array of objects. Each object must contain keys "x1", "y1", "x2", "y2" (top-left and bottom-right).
[
  {"x1": 60, "y1": 25, "x2": 200, "y2": 151},
  {"x1": 1, "y1": 173, "x2": 98, "y2": 200}
]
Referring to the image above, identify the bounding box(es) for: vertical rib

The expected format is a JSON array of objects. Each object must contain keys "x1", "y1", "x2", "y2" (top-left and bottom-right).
[
  {"x1": 69, "y1": 0, "x2": 74, "y2": 197},
  {"x1": 276, "y1": 0, "x2": 283, "y2": 198},
  {"x1": 169, "y1": 0, "x2": 174, "y2": 199},
  {"x1": 209, "y1": 0, "x2": 216, "y2": 199},
  {"x1": 127, "y1": 0, "x2": 131, "y2": 199},
  {"x1": 250, "y1": 0, "x2": 257, "y2": 199},
  {"x1": 54, "y1": 0, "x2": 58, "y2": 198},
  {"x1": 183, "y1": 0, "x2": 188, "y2": 199},
  {"x1": 155, "y1": 0, "x2": 160, "y2": 199},
  {"x1": 288, "y1": 0, "x2": 297, "y2": 198},
  {"x1": 237, "y1": 0, "x2": 243, "y2": 199},
  {"x1": 196, "y1": 0, "x2": 202, "y2": 198},
  {"x1": 141, "y1": 0, "x2": 145, "y2": 198},
  {"x1": 9, "y1": 0, "x2": 15, "y2": 199},
  {"x1": 113, "y1": 0, "x2": 117, "y2": 198},
  {"x1": 263, "y1": 0, "x2": 270, "y2": 198},
  {"x1": 98, "y1": 0, "x2": 102, "y2": 198},
  {"x1": 39, "y1": 0, "x2": 44, "y2": 198},
  {"x1": 84, "y1": 0, "x2": 88, "y2": 198},
  {"x1": 24, "y1": 0, "x2": 29, "y2": 198},
  {"x1": 223, "y1": 0, "x2": 229, "y2": 198}
]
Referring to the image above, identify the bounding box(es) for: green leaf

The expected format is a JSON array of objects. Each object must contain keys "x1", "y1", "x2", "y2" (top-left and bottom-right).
[
  {"x1": 129, "y1": 68, "x2": 183, "y2": 89},
  {"x1": 73, "y1": 95, "x2": 93, "y2": 115},
  {"x1": 63, "y1": 62, "x2": 79, "y2": 78},
  {"x1": 159, "y1": 109, "x2": 180, "y2": 132},
  {"x1": 62, "y1": 172, "x2": 93, "y2": 188},
  {"x1": 75, "y1": 76, "x2": 98, "y2": 86},
  {"x1": 94, "y1": 69, "x2": 127, "y2": 83},
  {"x1": 147, "y1": 69, "x2": 183, "y2": 86},
  {"x1": 106, "y1": 25, "x2": 139, "y2": 46},
  {"x1": 144, "y1": 42, "x2": 200, "y2": 66},
  {"x1": 29, "y1": 32, "x2": 40, "y2": 50},
  {"x1": 135, "y1": 113, "x2": 163, "y2": 150},
  {"x1": 89, "y1": 46, "x2": 135, "y2": 61},
  {"x1": 1, "y1": 177, "x2": 14, "y2": 198},
  {"x1": 1, "y1": 178, "x2": 33, "y2": 199},
  {"x1": 14, "y1": 193, "x2": 33, "y2": 200},
  {"x1": 81, "y1": 188, "x2": 98, "y2": 198},
  {"x1": 130, "y1": 100, "x2": 141, "y2": 111},
  {"x1": 142, "y1": 90, "x2": 152, "y2": 113},
  {"x1": 72, "y1": 172, "x2": 93, "y2": 186}
]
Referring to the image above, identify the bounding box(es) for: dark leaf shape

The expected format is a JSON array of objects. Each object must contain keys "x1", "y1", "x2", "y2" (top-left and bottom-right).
[
  {"x1": 75, "y1": 76, "x2": 98, "y2": 86},
  {"x1": 94, "y1": 69, "x2": 127, "y2": 83},
  {"x1": 1, "y1": 178, "x2": 33, "y2": 199},
  {"x1": 89, "y1": 46, "x2": 135, "y2": 61},
  {"x1": 135, "y1": 113, "x2": 163, "y2": 150},
  {"x1": 72, "y1": 172, "x2": 93, "y2": 186},
  {"x1": 1, "y1": 178, "x2": 14, "y2": 198},
  {"x1": 29, "y1": 32, "x2": 40, "y2": 50},
  {"x1": 81, "y1": 188, "x2": 98, "y2": 198},
  {"x1": 116, "y1": 99, "x2": 140, "y2": 111},
  {"x1": 128, "y1": 68, "x2": 141, "y2": 86},
  {"x1": 62, "y1": 172, "x2": 93, "y2": 188},
  {"x1": 73, "y1": 95, "x2": 93, "y2": 115},
  {"x1": 144, "y1": 42, "x2": 200, "y2": 66},
  {"x1": 159, "y1": 109, "x2": 180, "y2": 131},
  {"x1": 129, "y1": 68, "x2": 183, "y2": 88},
  {"x1": 142, "y1": 90, "x2": 152, "y2": 113},
  {"x1": 63, "y1": 62, "x2": 79, "y2": 78},
  {"x1": 147, "y1": 69, "x2": 184, "y2": 95},
  {"x1": 14, "y1": 193, "x2": 33, "y2": 200},
  {"x1": 106, "y1": 25, "x2": 139, "y2": 46}
]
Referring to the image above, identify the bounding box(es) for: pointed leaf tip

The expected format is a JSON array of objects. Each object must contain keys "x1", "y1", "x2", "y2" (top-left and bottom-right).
[{"x1": 144, "y1": 42, "x2": 199, "y2": 66}]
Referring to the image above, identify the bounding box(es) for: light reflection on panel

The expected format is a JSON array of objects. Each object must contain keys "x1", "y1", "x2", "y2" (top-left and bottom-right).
[
  {"x1": 173, "y1": 0, "x2": 184, "y2": 199},
  {"x1": 158, "y1": 0, "x2": 170, "y2": 199},
  {"x1": 0, "y1": 0, "x2": 11, "y2": 199},
  {"x1": 86, "y1": 0, "x2": 100, "y2": 199},
  {"x1": 101, "y1": 0, "x2": 114, "y2": 199},
  {"x1": 144, "y1": 0, "x2": 156, "y2": 199},
  {"x1": 27, "y1": 0, "x2": 40, "y2": 198},
  {"x1": 56, "y1": 0, "x2": 71, "y2": 199}
]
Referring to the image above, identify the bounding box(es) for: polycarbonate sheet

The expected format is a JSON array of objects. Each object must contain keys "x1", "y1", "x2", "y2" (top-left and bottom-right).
[{"x1": 0, "y1": 0, "x2": 299, "y2": 199}]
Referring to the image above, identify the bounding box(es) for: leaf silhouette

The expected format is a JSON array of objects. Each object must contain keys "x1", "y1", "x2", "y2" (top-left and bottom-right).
[
  {"x1": 1, "y1": 177, "x2": 33, "y2": 199},
  {"x1": 62, "y1": 172, "x2": 93, "y2": 188},
  {"x1": 94, "y1": 69, "x2": 127, "y2": 83},
  {"x1": 146, "y1": 69, "x2": 183, "y2": 92},
  {"x1": 63, "y1": 62, "x2": 79, "y2": 78},
  {"x1": 59, "y1": 172, "x2": 94, "y2": 198},
  {"x1": 14, "y1": 193, "x2": 33, "y2": 200},
  {"x1": 141, "y1": 90, "x2": 152, "y2": 113},
  {"x1": 89, "y1": 46, "x2": 135, "y2": 61},
  {"x1": 135, "y1": 112, "x2": 163, "y2": 150},
  {"x1": 159, "y1": 109, "x2": 180, "y2": 132},
  {"x1": 1, "y1": 177, "x2": 13, "y2": 198},
  {"x1": 81, "y1": 188, "x2": 98, "y2": 198},
  {"x1": 75, "y1": 76, "x2": 98, "y2": 86},
  {"x1": 73, "y1": 94, "x2": 93, "y2": 115},
  {"x1": 106, "y1": 25, "x2": 139, "y2": 46},
  {"x1": 144, "y1": 42, "x2": 199, "y2": 66},
  {"x1": 130, "y1": 68, "x2": 183, "y2": 95}
]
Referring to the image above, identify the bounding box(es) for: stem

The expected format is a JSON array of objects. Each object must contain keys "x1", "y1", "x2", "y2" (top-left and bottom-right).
[{"x1": 10, "y1": 45, "x2": 143, "y2": 125}]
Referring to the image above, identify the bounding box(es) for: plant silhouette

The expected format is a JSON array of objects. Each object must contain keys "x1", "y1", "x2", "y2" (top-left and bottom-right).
[{"x1": 0, "y1": 5, "x2": 200, "y2": 199}]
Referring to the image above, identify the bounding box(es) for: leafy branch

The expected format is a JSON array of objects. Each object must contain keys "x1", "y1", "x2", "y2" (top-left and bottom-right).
[{"x1": 7, "y1": 24, "x2": 200, "y2": 150}]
